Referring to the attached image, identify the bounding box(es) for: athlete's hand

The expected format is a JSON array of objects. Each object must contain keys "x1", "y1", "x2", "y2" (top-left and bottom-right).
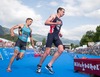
[
  {"x1": 59, "y1": 33, "x2": 63, "y2": 37},
  {"x1": 56, "y1": 21, "x2": 62, "y2": 25}
]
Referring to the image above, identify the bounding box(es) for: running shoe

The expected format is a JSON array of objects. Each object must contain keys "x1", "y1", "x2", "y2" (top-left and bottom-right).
[
  {"x1": 36, "y1": 64, "x2": 41, "y2": 73},
  {"x1": 45, "y1": 65, "x2": 54, "y2": 74}
]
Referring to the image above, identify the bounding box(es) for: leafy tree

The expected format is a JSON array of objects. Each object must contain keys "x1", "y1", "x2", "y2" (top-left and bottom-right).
[
  {"x1": 94, "y1": 25, "x2": 100, "y2": 42},
  {"x1": 42, "y1": 38, "x2": 46, "y2": 46},
  {"x1": 80, "y1": 35, "x2": 88, "y2": 45},
  {"x1": 70, "y1": 43, "x2": 74, "y2": 49},
  {"x1": 70, "y1": 43, "x2": 79, "y2": 49},
  {"x1": 0, "y1": 34, "x2": 18, "y2": 42},
  {"x1": 80, "y1": 30, "x2": 95, "y2": 46},
  {"x1": 86, "y1": 30, "x2": 95, "y2": 41}
]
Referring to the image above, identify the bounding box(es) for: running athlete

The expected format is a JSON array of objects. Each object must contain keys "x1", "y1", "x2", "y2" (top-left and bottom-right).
[
  {"x1": 7, "y1": 18, "x2": 34, "y2": 72},
  {"x1": 36, "y1": 7, "x2": 65, "y2": 74}
]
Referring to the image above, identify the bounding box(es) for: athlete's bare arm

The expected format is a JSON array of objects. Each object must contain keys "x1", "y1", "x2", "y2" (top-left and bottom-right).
[
  {"x1": 10, "y1": 24, "x2": 24, "y2": 37},
  {"x1": 45, "y1": 14, "x2": 61, "y2": 26},
  {"x1": 29, "y1": 28, "x2": 34, "y2": 48}
]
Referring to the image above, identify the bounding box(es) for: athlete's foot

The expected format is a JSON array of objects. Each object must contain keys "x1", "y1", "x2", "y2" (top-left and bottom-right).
[
  {"x1": 16, "y1": 57, "x2": 20, "y2": 61},
  {"x1": 45, "y1": 65, "x2": 54, "y2": 74},
  {"x1": 7, "y1": 68, "x2": 12, "y2": 72},
  {"x1": 36, "y1": 64, "x2": 41, "y2": 73}
]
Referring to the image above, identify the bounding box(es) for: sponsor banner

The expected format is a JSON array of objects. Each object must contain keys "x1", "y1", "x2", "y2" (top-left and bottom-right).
[{"x1": 74, "y1": 59, "x2": 100, "y2": 76}]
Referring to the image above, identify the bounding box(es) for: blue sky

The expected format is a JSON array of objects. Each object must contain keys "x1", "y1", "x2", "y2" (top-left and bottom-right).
[{"x1": 0, "y1": 0, "x2": 100, "y2": 40}]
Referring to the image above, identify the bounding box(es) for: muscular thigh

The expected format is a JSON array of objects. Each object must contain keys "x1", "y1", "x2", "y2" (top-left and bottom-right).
[
  {"x1": 19, "y1": 52, "x2": 24, "y2": 58},
  {"x1": 14, "y1": 50, "x2": 19, "y2": 56},
  {"x1": 46, "y1": 33, "x2": 53, "y2": 48},
  {"x1": 54, "y1": 37, "x2": 63, "y2": 47}
]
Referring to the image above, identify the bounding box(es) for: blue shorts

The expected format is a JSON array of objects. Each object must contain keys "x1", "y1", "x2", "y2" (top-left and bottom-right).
[
  {"x1": 14, "y1": 38, "x2": 27, "y2": 53},
  {"x1": 46, "y1": 33, "x2": 63, "y2": 48}
]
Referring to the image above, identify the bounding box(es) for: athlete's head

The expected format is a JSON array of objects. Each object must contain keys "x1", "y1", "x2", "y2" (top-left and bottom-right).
[
  {"x1": 57, "y1": 7, "x2": 65, "y2": 17},
  {"x1": 26, "y1": 18, "x2": 33, "y2": 26}
]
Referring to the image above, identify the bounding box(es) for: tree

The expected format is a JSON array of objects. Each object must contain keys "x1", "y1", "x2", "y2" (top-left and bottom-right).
[
  {"x1": 42, "y1": 38, "x2": 46, "y2": 46},
  {"x1": 70, "y1": 43, "x2": 79, "y2": 49},
  {"x1": 80, "y1": 35, "x2": 88, "y2": 46},
  {"x1": 86, "y1": 30, "x2": 95, "y2": 42},
  {"x1": 70, "y1": 43, "x2": 74, "y2": 49},
  {"x1": 94, "y1": 25, "x2": 100, "y2": 42},
  {"x1": 80, "y1": 30, "x2": 95, "y2": 46},
  {"x1": 80, "y1": 25, "x2": 100, "y2": 46},
  {"x1": 0, "y1": 34, "x2": 18, "y2": 42}
]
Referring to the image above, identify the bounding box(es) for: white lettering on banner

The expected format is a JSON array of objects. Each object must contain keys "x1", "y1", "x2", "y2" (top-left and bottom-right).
[{"x1": 74, "y1": 62, "x2": 100, "y2": 71}]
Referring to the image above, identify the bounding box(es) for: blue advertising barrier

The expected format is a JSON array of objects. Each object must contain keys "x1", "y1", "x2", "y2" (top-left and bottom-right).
[{"x1": 0, "y1": 48, "x2": 34, "y2": 60}]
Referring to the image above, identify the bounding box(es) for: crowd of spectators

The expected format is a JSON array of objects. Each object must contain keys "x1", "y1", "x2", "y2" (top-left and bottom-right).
[
  {"x1": 1, "y1": 38, "x2": 100, "y2": 56},
  {"x1": 0, "y1": 41, "x2": 15, "y2": 48},
  {"x1": 74, "y1": 44, "x2": 100, "y2": 56}
]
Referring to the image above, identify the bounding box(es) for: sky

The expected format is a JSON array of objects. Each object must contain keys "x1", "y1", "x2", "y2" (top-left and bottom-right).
[{"x1": 0, "y1": 0, "x2": 100, "y2": 41}]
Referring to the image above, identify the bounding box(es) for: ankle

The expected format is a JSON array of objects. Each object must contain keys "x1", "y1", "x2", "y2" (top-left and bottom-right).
[
  {"x1": 37, "y1": 64, "x2": 42, "y2": 67},
  {"x1": 48, "y1": 64, "x2": 52, "y2": 67}
]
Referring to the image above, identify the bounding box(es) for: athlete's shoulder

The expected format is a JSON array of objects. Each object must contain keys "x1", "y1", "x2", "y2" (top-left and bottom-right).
[
  {"x1": 18, "y1": 24, "x2": 24, "y2": 28},
  {"x1": 50, "y1": 14, "x2": 56, "y2": 18},
  {"x1": 29, "y1": 27, "x2": 32, "y2": 32},
  {"x1": 47, "y1": 14, "x2": 56, "y2": 21}
]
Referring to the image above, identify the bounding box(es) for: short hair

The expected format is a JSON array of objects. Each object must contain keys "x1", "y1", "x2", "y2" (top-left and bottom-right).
[
  {"x1": 57, "y1": 7, "x2": 65, "y2": 13},
  {"x1": 26, "y1": 18, "x2": 33, "y2": 22}
]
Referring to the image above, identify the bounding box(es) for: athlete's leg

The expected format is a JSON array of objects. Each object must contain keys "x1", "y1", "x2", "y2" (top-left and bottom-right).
[
  {"x1": 45, "y1": 45, "x2": 63, "y2": 74},
  {"x1": 39, "y1": 33, "x2": 53, "y2": 65},
  {"x1": 37, "y1": 33, "x2": 53, "y2": 73},
  {"x1": 18, "y1": 52, "x2": 24, "y2": 59},
  {"x1": 16, "y1": 52, "x2": 20, "y2": 60},
  {"x1": 16, "y1": 49, "x2": 25, "y2": 60},
  {"x1": 48, "y1": 45, "x2": 64, "y2": 67},
  {"x1": 18, "y1": 39, "x2": 26, "y2": 59},
  {"x1": 7, "y1": 50, "x2": 19, "y2": 72},
  {"x1": 39, "y1": 47, "x2": 51, "y2": 65},
  {"x1": 36, "y1": 47, "x2": 51, "y2": 73}
]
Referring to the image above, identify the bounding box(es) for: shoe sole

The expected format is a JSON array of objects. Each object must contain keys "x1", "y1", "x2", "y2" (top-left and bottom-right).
[{"x1": 45, "y1": 66, "x2": 54, "y2": 74}]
